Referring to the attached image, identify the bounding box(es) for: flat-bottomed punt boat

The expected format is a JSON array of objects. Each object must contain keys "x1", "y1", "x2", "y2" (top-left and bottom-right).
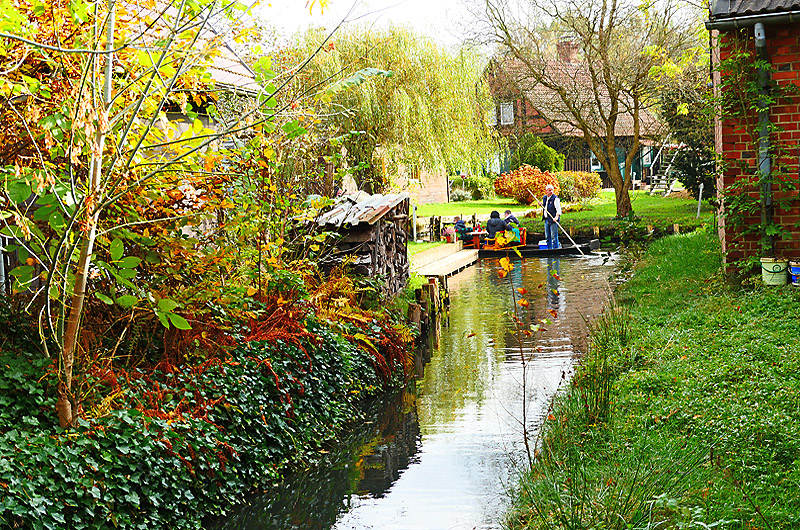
[{"x1": 478, "y1": 239, "x2": 600, "y2": 258}]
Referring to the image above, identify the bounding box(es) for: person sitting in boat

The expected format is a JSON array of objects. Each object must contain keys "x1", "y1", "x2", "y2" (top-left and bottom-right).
[
  {"x1": 453, "y1": 216, "x2": 471, "y2": 241},
  {"x1": 485, "y1": 211, "x2": 510, "y2": 245},
  {"x1": 541, "y1": 184, "x2": 562, "y2": 249},
  {"x1": 504, "y1": 210, "x2": 520, "y2": 227}
]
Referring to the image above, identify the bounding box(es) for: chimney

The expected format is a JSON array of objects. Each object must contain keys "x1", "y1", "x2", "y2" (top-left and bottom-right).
[{"x1": 556, "y1": 36, "x2": 578, "y2": 63}]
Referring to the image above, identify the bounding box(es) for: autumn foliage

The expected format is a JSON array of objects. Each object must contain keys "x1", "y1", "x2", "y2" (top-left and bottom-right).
[
  {"x1": 494, "y1": 165, "x2": 560, "y2": 205},
  {"x1": 494, "y1": 166, "x2": 601, "y2": 205},
  {"x1": 557, "y1": 171, "x2": 603, "y2": 202}
]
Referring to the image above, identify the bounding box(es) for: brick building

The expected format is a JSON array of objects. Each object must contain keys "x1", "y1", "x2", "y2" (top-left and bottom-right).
[
  {"x1": 486, "y1": 52, "x2": 664, "y2": 188},
  {"x1": 707, "y1": 0, "x2": 800, "y2": 267}
]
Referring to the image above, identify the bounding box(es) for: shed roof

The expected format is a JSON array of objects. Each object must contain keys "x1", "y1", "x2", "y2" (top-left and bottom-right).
[
  {"x1": 317, "y1": 192, "x2": 410, "y2": 228},
  {"x1": 711, "y1": 0, "x2": 800, "y2": 18}
]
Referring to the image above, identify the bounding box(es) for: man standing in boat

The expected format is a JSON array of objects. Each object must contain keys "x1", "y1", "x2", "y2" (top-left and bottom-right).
[{"x1": 542, "y1": 184, "x2": 562, "y2": 249}]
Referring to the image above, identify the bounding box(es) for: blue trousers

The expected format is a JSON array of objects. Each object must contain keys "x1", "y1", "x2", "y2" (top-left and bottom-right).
[{"x1": 545, "y1": 219, "x2": 560, "y2": 249}]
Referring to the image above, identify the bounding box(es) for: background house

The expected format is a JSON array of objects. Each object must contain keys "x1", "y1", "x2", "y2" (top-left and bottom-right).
[
  {"x1": 707, "y1": 0, "x2": 800, "y2": 266},
  {"x1": 486, "y1": 51, "x2": 665, "y2": 188}
]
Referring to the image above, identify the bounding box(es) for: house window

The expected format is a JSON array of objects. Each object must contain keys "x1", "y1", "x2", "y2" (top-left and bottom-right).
[
  {"x1": 499, "y1": 102, "x2": 514, "y2": 125},
  {"x1": 590, "y1": 151, "x2": 602, "y2": 172}
]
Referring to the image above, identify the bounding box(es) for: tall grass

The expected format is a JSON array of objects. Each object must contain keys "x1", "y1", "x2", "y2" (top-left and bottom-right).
[{"x1": 508, "y1": 227, "x2": 800, "y2": 529}]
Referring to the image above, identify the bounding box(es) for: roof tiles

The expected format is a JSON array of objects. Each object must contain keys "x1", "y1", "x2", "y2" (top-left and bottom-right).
[{"x1": 711, "y1": 0, "x2": 800, "y2": 18}]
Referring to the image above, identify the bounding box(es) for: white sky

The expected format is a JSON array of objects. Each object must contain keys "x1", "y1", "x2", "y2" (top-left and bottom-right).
[{"x1": 257, "y1": 0, "x2": 484, "y2": 46}]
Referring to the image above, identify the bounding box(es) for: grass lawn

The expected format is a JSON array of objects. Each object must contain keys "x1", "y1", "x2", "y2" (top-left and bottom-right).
[
  {"x1": 566, "y1": 190, "x2": 714, "y2": 224},
  {"x1": 507, "y1": 229, "x2": 800, "y2": 529},
  {"x1": 415, "y1": 199, "x2": 527, "y2": 218},
  {"x1": 407, "y1": 240, "x2": 445, "y2": 256}
]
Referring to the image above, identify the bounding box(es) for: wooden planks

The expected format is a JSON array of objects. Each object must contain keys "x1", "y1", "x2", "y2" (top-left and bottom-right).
[{"x1": 414, "y1": 249, "x2": 479, "y2": 278}]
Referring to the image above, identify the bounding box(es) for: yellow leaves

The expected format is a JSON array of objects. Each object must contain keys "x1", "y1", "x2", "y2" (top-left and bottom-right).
[
  {"x1": 246, "y1": 287, "x2": 258, "y2": 297},
  {"x1": 499, "y1": 256, "x2": 513, "y2": 271},
  {"x1": 498, "y1": 269, "x2": 508, "y2": 279},
  {"x1": 517, "y1": 299, "x2": 529, "y2": 308},
  {"x1": 517, "y1": 287, "x2": 528, "y2": 295},
  {"x1": 306, "y1": 0, "x2": 329, "y2": 14}
]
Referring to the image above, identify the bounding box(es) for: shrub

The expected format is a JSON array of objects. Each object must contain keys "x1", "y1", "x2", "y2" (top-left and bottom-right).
[
  {"x1": 449, "y1": 188, "x2": 472, "y2": 202},
  {"x1": 493, "y1": 165, "x2": 559, "y2": 205},
  {"x1": 464, "y1": 175, "x2": 495, "y2": 200},
  {"x1": 556, "y1": 170, "x2": 602, "y2": 202},
  {"x1": 510, "y1": 133, "x2": 565, "y2": 172},
  {"x1": 555, "y1": 170, "x2": 577, "y2": 202}
]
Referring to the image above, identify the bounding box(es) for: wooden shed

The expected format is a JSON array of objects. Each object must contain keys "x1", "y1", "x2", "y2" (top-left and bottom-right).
[{"x1": 317, "y1": 192, "x2": 410, "y2": 296}]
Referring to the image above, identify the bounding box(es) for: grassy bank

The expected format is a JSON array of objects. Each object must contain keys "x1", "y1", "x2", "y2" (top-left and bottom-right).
[{"x1": 509, "y1": 228, "x2": 800, "y2": 529}]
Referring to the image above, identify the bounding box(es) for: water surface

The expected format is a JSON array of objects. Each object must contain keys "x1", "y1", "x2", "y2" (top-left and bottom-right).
[{"x1": 216, "y1": 252, "x2": 617, "y2": 530}]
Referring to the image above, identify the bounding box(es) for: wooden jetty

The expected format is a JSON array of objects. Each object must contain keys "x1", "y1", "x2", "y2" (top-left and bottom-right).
[{"x1": 411, "y1": 242, "x2": 479, "y2": 282}]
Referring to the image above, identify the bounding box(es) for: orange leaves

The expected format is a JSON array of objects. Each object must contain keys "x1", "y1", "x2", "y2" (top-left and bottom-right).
[
  {"x1": 517, "y1": 287, "x2": 528, "y2": 295},
  {"x1": 517, "y1": 299, "x2": 530, "y2": 308},
  {"x1": 497, "y1": 257, "x2": 515, "y2": 279},
  {"x1": 548, "y1": 309, "x2": 558, "y2": 319},
  {"x1": 493, "y1": 165, "x2": 560, "y2": 205}
]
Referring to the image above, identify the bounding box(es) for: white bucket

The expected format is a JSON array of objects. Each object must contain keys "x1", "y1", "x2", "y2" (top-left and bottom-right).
[{"x1": 761, "y1": 257, "x2": 788, "y2": 285}]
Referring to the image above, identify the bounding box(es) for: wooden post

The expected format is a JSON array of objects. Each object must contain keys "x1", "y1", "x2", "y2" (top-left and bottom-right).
[
  {"x1": 426, "y1": 279, "x2": 439, "y2": 313},
  {"x1": 673, "y1": 223, "x2": 680, "y2": 234},
  {"x1": 593, "y1": 226, "x2": 600, "y2": 238},
  {"x1": 647, "y1": 225, "x2": 654, "y2": 234},
  {"x1": 569, "y1": 226, "x2": 575, "y2": 238},
  {"x1": 407, "y1": 302, "x2": 422, "y2": 331}
]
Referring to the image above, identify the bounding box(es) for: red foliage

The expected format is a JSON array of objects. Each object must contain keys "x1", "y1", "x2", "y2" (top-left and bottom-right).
[{"x1": 494, "y1": 165, "x2": 560, "y2": 205}]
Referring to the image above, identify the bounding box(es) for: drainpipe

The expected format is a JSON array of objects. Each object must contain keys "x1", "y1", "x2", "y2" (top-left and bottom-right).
[{"x1": 754, "y1": 22, "x2": 773, "y2": 255}]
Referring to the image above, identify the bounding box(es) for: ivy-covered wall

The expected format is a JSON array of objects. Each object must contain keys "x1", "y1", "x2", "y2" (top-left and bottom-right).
[{"x1": 713, "y1": 23, "x2": 800, "y2": 268}]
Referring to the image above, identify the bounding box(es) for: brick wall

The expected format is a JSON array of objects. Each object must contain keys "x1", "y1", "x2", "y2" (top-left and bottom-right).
[
  {"x1": 392, "y1": 167, "x2": 449, "y2": 205},
  {"x1": 715, "y1": 24, "x2": 800, "y2": 267}
]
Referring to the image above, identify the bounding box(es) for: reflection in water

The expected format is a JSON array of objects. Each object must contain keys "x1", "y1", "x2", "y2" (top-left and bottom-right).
[
  {"x1": 214, "y1": 253, "x2": 616, "y2": 530},
  {"x1": 211, "y1": 391, "x2": 423, "y2": 530}
]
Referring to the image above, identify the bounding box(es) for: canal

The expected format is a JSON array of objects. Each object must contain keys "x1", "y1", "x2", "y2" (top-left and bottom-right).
[{"x1": 215, "y1": 252, "x2": 617, "y2": 530}]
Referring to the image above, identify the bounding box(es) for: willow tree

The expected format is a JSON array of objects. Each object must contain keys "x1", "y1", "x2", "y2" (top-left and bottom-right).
[
  {"x1": 484, "y1": 0, "x2": 697, "y2": 216},
  {"x1": 279, "y1": 26, "x2": 497, "y2": 193}
]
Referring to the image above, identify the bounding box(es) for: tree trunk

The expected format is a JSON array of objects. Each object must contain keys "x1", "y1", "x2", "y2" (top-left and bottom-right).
[
  {"x1": 57, "y1": 7, "x2": 114, "y2": 427},
  {"x1": 614, "y1": 186, "x2": 633, "y2": 218}
]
